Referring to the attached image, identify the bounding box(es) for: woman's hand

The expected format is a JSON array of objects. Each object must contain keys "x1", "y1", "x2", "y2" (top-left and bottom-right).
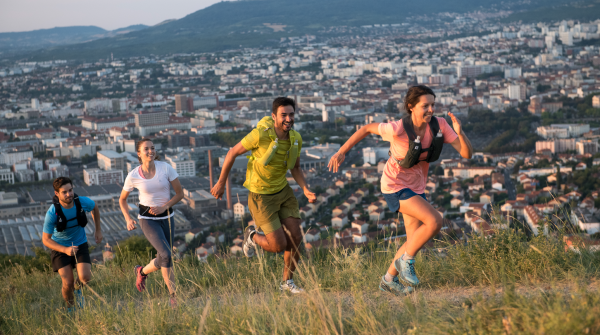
[
  {"x1": 448, "y1": 112, "x2": 462, "y2": 135},
  {"x1": 126, "y1": 218, "x2": 137, "y2": 231},
  {"x1": 149, "y1": 205, "x2": 168, "y2": 216},
  {"x1": 328, "y1": 152, "x2": 346, "y2": 173}
]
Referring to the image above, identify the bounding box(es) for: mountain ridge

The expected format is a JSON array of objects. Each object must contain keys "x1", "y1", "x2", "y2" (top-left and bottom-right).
[
  {"x1": 3, "y1": 0, "x2": 584, "y2": 61},
  {"x1": 0, "y1": 24, "x2": 149, "y2": 54}
]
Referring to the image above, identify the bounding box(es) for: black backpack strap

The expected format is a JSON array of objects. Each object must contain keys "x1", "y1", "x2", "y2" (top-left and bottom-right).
[
  {"x1": 53, "y1": 195, "x2": 68, "y2": 232},
  {"x1": 425, "y1": 117, "x2": 445, "y2": 163},
  {"x1": 402, "y1": 115, "x2": 417, "y2": 141},
  {"x1": 73, "y1": 194, "x2": 88, "y2": 228},
  {"x1": 429, "y1": 116, "x2": 441, "y2": 136}
]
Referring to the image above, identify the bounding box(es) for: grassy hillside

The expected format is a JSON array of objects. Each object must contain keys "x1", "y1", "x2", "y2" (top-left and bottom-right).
[
  {"x1": 1, "y1": 224, "x2": 600, "y2": 334},
  {"x1": 23, "y1": 0, "x2": 575, "y2": 61}
]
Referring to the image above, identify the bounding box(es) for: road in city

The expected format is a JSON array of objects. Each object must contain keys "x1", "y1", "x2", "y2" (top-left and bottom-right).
[{"x1": 504, "y1": 168, "x2": 516, "y2": 201}]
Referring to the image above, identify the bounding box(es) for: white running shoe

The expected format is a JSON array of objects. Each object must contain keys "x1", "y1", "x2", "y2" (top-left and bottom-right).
[
  {"x1": 280, "y1": 279, "x2": 304, "y2": 294},
  {"x1": 243, "y1": 225, "x2": 256, "y2": 258}
]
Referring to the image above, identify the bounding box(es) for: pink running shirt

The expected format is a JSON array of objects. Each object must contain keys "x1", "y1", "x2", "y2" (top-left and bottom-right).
[{"x1": 378, "y1": 116, "x2": 458, "y2": 194}]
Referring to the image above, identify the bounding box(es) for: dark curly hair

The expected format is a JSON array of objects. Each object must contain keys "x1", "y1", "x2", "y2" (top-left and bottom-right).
[{"x1": 404, "y1": 85, "x2": 436, "y2": 114}]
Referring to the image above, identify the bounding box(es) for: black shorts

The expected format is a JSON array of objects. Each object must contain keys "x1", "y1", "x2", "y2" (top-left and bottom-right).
[{"x1": 50, "y1": 242, "x2": 91, "y2": 272}]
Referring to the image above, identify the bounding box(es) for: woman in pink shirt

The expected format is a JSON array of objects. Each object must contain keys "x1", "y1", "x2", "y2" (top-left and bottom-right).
[{"x1": 328, "y1": 85, "x2": 473, "y2": 295}]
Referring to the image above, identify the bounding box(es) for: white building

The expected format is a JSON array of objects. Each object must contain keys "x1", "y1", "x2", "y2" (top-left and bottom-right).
[
  {"x1": 362, "y1": 147, "x2": 389, "y2": 165},
  {"x1": 83, "y1": 168, "x2": 124, "y2": 186},
  {"x1": 233, "y1": 201, "x2": 249, "y2": 221},
  {"x1": 37, "y1": 170, "x2": 53, "y2": 181},
  {"x1": 507, "y1": 83, "x2": 526, "y2": 101},
  {"x1": 0, "y1": 166, "x2": 14, "y2": 184},
  {"x1": 444, "y1": 167, "x2": 496, "y2": 179},
  {"x1": 16, "y1": 169, "x2": 35, "y2": 182},
  {"x1": 550, "y1": 124, "x2": 590, "y2": 138},
  {"x1": 97, "y1": 150, "x2": 125, "y2": 171},
  {"x1": 27, "y1": 158, "x2": 43, "y2": 171},
  {"x1": 0, "y1": 151, "x2": 33, "y2": 166},
  {"x1": 537, "y1": 126, "x2": 569, "y2": 139},
  {"x1": 165, "y1": 156, "x2": 195, "y2": 177}
]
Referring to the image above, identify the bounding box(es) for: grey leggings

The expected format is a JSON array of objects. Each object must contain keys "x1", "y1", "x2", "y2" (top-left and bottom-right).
[{"x1": 139, "y1": 217, "x2": 175, "y2": 268}]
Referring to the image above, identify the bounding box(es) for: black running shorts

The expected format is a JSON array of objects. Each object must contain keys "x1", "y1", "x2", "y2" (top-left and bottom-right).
[{"x1": 50, "y1": 242, "x2": 91, "y2": 272}]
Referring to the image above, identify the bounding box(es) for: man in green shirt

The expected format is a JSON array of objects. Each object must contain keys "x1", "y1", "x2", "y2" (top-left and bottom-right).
[{"x1": 211, "y1": 97, "x2": 316, "y2": 294}]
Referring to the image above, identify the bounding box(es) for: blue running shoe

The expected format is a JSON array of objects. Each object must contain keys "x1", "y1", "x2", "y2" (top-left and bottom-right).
[
  {"x1": 74, "y1": 288, "x2": 85, "y2": 309},
  {"x1": 67, "y1": 306, "x2": 75, "y2": 314},
  {"x1": 379, "y1": 276, "x2": 413, "y2": 296},
  {"x1": 395, "y1": 257, "x2": 420, "y2": 286}
]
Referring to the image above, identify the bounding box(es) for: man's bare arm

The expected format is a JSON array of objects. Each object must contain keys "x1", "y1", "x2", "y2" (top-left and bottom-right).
[{"x1": 210, "y1": 142, "x2": 248, "y2": 199}]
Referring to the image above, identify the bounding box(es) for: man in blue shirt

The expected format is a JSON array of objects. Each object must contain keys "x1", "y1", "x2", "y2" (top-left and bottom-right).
[{"x1": 42, "y1": 177, "x2": 102, "y2": 311}]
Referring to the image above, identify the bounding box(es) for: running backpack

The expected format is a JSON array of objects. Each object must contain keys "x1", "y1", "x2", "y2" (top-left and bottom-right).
[
  {"x1": 52, "y1": 194, "x2": 88, "y2": 232},
  {"x1": 250, "y1": 116, "x2": 300, "y2": 170},
  {"x1": 389, "y1": 115, "x2": 444, "y2": 169}
]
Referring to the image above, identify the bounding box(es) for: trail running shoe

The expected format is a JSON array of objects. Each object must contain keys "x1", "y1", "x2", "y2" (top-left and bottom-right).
[
  {"x1": 74, "y1": 288, "x2": 85, "y2": 309},
  {"x1": 67, "y1": 306, "x2": 75, "y2": 314},
  {"x1": 134, "y1": 265, "x2": 147, "y2": 292},
  {"x1": 243, "y1": 225, "x2": 257, "y2": 258},
  {"x1": 394, "y1": 257, "x2": 420, "y2": 286},
  {"x1": 280, "y1": 279, "x2": 304, "y2": 294},
  {"x1": 170, "y1": 294, "x2": 177, "y2": 309},
  {"x1": 379, "y1": 275, "x2": 414, "y2": 296}
]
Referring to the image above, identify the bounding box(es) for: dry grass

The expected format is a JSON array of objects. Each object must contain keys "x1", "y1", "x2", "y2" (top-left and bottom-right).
[{"x1": 2, "y1": 228, "x2": 600, "y2": 334}]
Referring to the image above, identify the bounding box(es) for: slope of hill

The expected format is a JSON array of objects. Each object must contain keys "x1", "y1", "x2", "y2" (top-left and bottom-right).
[
  {"x1": 1, "y1": 228, "x2": 599, "y2": 333},
  {"x1": 0, "y1": 24, "x2": 149, "y2": 53},
  {"x1": 21, "y1": 0, "x2": 575, "y2": 61},
  {"x1": 503, "y1": 0, "x2": 600, "y2": 23}
]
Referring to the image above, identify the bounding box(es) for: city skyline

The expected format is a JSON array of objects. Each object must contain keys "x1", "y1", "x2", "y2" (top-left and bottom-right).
[{"x1": 0, "y1": 0, "x2": 219, "y2": 33}]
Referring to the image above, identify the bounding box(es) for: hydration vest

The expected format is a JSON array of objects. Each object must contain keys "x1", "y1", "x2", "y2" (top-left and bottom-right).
[
  {"x1": 249, "y1": 116, "x2": 300, "y2": 170},
  {"x1": 52, "y1": 194, "x2": 88, "y2": 232},
  {"x1": 389, "y1": 115, "x2": 444, "y2": 169}
]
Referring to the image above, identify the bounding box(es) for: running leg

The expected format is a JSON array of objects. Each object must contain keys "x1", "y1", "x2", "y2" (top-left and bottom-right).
[
  {"x1": 57, "y1": 265, "x2": 75, "y2": 307},
  {"x1": 76, "y1": 263, "x2": 92, "y2": 285},
  {"x1": 252, "y1": 227, "x2": 287, "y2": 253},
  {"x1": 281, "y1": 217, "x2": 302, "y2": 281},
  {"x1": 387, "y1": 195, "x2": 442, "y2": 285},
  {"x1": 387, "y1": 214, "x2": 422, "y2": 277}
]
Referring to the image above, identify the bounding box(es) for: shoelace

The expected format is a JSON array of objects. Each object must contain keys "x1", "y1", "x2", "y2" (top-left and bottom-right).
[{"x1": 407, "y1": 261, "x2": 416, "y2": 276}]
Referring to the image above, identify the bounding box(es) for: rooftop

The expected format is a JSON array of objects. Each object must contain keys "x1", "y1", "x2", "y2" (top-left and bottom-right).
[{"x1": 97, "y1": 150, "x2": 124, "y2": 159}]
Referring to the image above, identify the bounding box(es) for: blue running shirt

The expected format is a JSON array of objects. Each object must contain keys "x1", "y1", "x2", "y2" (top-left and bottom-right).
[{"x1": 43, "y1": 196, "x2": 95, "y2": 247}]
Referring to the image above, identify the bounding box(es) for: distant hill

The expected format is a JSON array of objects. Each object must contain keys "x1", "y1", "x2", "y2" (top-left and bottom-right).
[
  {"x1": 0, "y1": 24, "x2": 149, "y2": 53},
  {"x1": 10, "y1": 0, "x2": 578, "y2": 61},
  {"x1": 503, "y1": 0, "x2": 600, "y2": 23}
]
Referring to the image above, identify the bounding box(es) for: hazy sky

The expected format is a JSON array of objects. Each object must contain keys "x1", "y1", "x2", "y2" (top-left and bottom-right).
[{"x1": 0, "y1": 0, "x2": 220, "y2": 33}]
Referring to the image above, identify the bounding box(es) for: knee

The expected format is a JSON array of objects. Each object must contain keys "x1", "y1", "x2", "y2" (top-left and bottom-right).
[
  {"x1": 79, "y1": 273, "x2": 91, "y2": 284},
  {"x1": 273, "y1": 239, "x2": 287, "y2": 253},
  {"x1": 158, "y1": 250, "x2": 173, "y2": 267},
  {"x1": 433, "y1": 214, "x2": 443, "y2": 232}
]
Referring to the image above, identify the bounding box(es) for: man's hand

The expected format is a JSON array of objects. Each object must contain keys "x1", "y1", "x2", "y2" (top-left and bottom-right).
[
  {"x1": 210, "y1": 181, "x2": 226, "y2": 200},
  {"x1": 95, "y1": 231, "x2": 103, "y2": 244},
  {"x1": 64, "y1": 245, "x2": 79, "y2": 256},
  {"x1": 448, "y1": 112, "x2": 462, "y2": 135},
  {"x1": 126, "y1": 218, "x2": 137, "y2": 231},
  {"x1": 328, "y1": 152, "x2": 346, "y2": 173},
  {"x1": 149, "y1": 205, "x2": 167, "y2": 216},
  {"x1": 304, "y1": 189, "x2": 317, "y2": 203}
]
